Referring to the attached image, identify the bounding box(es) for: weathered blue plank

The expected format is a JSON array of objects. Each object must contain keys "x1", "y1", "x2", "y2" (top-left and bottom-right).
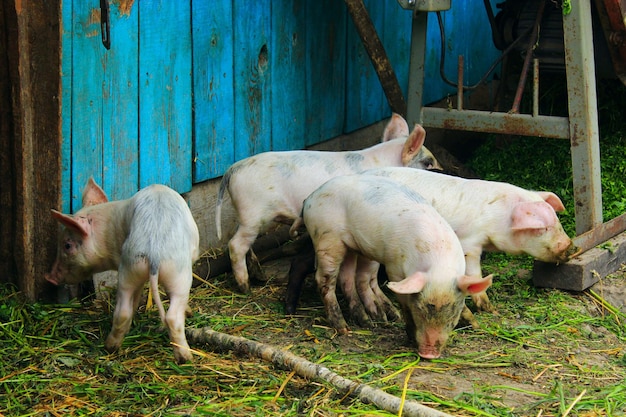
[
  {"x1": 233, "y1": 1, "x2": 272, "y2": 161},
  {"x1": 344, "y1": 0, "x2": 387, "y2": 133},
  {"x1": 101, "y1": 1, "x2": 139, "y2": 201},
  {"x1": 139, "y1": 0, "x2": 192, "y2": 192},
  {"x1": 423, "y1": 2, "x2": 502, "y2": 105},
  {"x1": 60, "y1": 0, "x2": 73, "y2": 213},
  {"x1": 382, "y1": 4, "x2": 412, "y2": 110},
  {"x1": 192, "y1": 0, "x2": 235, "y2": 182},
  {"x1": 305, "y1": 0, "x2": 346, "y2": 147},
  {"x1": 270, "y1": 1, "x2": 307, "y2": 151},
  {"x1": 70, "y1": 2, "x2": 106, "y2": 211}
]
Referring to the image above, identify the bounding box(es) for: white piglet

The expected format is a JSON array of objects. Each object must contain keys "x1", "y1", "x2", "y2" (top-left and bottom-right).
[
  {"x1": 361, "y1": 167, "x2": 572, "y2": 317},
  {"x1": 46, "y1": 178, "x2": 200, "y2": 364},
  {"x1": 215, "y1": 114, "x2": 440, "y2": 293},
  {"x1": 295, "y1": 174, "x2": 492, "y2": 359}
]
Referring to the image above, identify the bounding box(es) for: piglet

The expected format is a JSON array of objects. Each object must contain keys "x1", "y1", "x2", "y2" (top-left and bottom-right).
[
  {"x1": 46, "y1": 178, "x2": 200, "y2": 364},
  {"x1": 293, "y1": 174, "x2": 492, "y2": 359},
  {"x1": 215, "y1": 113, "x2": 440, "y2": 293},
  {"x1": 362, "y1": 167, "x2": 572, "y2": 315}
]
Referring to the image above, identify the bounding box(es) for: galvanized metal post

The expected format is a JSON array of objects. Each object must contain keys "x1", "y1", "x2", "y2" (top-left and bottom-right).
[
  {"x1": 406, "y1": 10, "x2": 429, "y2": 127},
  {"x1": 563, "y1": 0, "x2": 603, "y2": 235}
]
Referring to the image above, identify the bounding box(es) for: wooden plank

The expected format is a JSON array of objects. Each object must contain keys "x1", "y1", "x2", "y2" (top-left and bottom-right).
[
  {"x1": 233, "y1": 0, "x2": 272, "y2": 161},
  {"x1": 344, "y1": 0, "x2": 386, "y2": 133},
  {"x1": 382, "y1": 3, "x2": 411, "y2": 108},
  {"x1": 101, "y1": 1, "x2": 139, "y2": 200},
  {"x1": 60, "y1": 0, "x2": 73, "y2": 213},
  {"x1": 71, "y1": 2, "x2": 106, "y2": 211},
  {"x1": 139, "y1": 0, "x2": 192, "y2": 192},
  {"x1": 305, "y1": 0, "x2": 346, "y2": 146},
  {"x1": 192, "y1": 0, "x2": 235, "y2": 182},
  {"x1": 8, "y1": 1, "x2": 62, "y2": 300},
  {"x1": 533, "y1": 230, "x2": 626, "y2": 291},
  {"x1": 0, "y1": 0, "x2": 15, "y2": 285},
  {"x1": 270, "y1": 1, "x2": 307, "y2": 151}
]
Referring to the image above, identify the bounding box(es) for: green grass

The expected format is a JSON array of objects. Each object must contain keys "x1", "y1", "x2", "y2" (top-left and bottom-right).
[
  {"x1": 467, "y1": 78, "x2": 626, "y2": 237},
  {"x1": 2, "y1": 80, "x2": 626, "y2": 417}
]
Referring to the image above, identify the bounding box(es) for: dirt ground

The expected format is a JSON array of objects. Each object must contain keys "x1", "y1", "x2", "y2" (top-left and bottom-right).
[{"x1": 188, "y1": 250, "x2": 626, "y2": 416}]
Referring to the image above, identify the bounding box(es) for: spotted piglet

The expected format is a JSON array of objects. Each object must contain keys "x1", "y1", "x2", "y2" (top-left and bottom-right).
[
  {"x1": 215, "y1": 114, "x2": 440, "y2": 294},
  {"x1": 292, "y1": 174, "x2": 492, "y2": 359}
]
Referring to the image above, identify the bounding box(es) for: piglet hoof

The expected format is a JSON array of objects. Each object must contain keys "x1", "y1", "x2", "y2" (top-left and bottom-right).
[
  {"x1": 337, "y1": 326, "x2": 351, "y2": 336},
  {"x1": 104, "y1": 336, "x2": 121, "y2": 354},
  {"x1": 349, "y1": 304, "x2": 374, "y2": 328},
  {"x1": 472, "y1": 293, "x2": 496, "y2": 313},
  {"x1": 460, "y1": 306, "x2": 479, "y2": 329},
  {"x1": 236, "y1": 280, "x2": 251, "y2": 294},
  {"x1": 246, "y1": 251, "x2": 267, "y2": 284},
  {"x1": 174, "y1": 348, "x2": 193, "y2": 364}
]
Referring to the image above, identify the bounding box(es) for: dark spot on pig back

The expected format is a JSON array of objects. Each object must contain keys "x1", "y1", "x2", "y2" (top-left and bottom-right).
[{"x1": 343, "y1": 153, "x2": 365, "y2": 172}]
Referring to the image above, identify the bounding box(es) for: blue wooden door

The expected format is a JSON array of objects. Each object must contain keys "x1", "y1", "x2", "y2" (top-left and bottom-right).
[
  {"x1": 61, "y1": 0, "x2": 192, "y2": 211},
  {"x1": 61, "y1": 0, "x2": 501, "y2": 212}
]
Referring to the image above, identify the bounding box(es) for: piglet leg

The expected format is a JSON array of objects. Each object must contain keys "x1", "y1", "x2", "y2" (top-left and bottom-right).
[
  {"x1": 339, "y1": 253, "x2": 371, "y2": 328},
  {"x1": 105, "y1": 277, "x2": 143, "y2": 354},
  {"x1": 315, "y1": 242, "x2": 350, "y2": 334}
]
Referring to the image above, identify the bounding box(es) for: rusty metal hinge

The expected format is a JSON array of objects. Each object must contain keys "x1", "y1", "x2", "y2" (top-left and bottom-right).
[{"x1": 100, "y1": 0, "x2": 111, "y2": 49}]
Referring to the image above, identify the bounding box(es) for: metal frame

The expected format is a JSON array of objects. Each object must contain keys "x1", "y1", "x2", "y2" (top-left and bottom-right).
[{"x1": 406, "y1": 0, "x2": 615, "y2": 241}]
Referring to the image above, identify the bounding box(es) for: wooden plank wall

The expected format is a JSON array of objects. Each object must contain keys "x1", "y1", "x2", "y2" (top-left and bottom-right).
[{"x1": 61, "y1": 0, "x2": 501, "y2": 211}]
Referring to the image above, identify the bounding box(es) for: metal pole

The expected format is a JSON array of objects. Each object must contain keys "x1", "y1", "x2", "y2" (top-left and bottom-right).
[
  {"x1": 406, "y1": 11, "x2": 429, "y2": 126},
  {"x1": 563, "y1": 0, "x2": 603, "y2": 234}
]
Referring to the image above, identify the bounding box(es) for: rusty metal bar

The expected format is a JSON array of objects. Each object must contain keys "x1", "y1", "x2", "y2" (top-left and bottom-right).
[
  {"x1": 345, "y1": 0, "x2": 407, "y2": 117},
  {"x1": 572, "y1": 212, "x2": 626, "y2": 255},
  {"x1": 511, "y1": 0, "x2": 546, "y2": 114},
  {"x1": 563, "y1": 0, "x2": 603, "y2": 234},
  {"x1": 421, "y1": 107, "x2": 570, "y2": 138}
]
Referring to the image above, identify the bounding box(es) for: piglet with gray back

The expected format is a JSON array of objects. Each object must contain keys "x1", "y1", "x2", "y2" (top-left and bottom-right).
[
  {"x1": 292, "y1": 174, "x2": 492, "y2": 359},
  {"x1": 353, "y1": 167, "x2": 572, "y2": 321},
  {"x1": 46, "y1": 178, "x2": 200, "y2": 364},
  {"x1": 215, "y1": 113, "x2": 440, "y2": 294}
]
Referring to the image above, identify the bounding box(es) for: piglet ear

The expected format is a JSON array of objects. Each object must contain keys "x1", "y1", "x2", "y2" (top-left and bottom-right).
[
  {"x1": 382, "y1": 113, "x2": 410, "y2": 142},
  {"x1": 536, "y1": 191, "x2": 566, "y2": 212},
  {"x1": 82, "y1": 177, "x2": 109, "y2": 207},
  {"x1": 51, "y1": 209, "x2": 90, "y2": 238},
  {"x1": 511, "y1": 201, "x2": 557, "y2": 231},
  {"x1": 458, "y1": 274, "x2": 493, "y2": 295},
  {"x1": 387, "y1": 271, "x2": 427, "y2": 295},
  {"x1": 401, "y1": 124, "x2": 426, "y2": 166}
]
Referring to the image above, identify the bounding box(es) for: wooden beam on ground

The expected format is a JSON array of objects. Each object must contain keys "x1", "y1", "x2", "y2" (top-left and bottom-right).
[{"x1": 533, "y1": 230, "x2": 626, "y2": 291}]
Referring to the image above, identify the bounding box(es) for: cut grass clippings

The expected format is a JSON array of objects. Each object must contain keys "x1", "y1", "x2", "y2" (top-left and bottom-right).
[{"x1": 1, "y1": 261, "x2": 625, "y2": 416}]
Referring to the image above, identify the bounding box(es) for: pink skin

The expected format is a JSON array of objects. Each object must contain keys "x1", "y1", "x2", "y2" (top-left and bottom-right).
[
  {"x1": 215, "y1": 114, "x2": 442, "y2": 294},
  {"x1": 46, "y1": 178, "x2": 199, "y2": 364},
  {"x1": 299, "y1": 174, "x2": 492, "y2": 359},
  {"x1": 356, "y1": 167, "x2": 572, "y2": 318},
  {"x1": 389, "y1": 271, "x2": 493, "y2": 359}
]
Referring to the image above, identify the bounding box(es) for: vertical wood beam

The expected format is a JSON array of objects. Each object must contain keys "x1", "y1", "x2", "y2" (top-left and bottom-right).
[{"x1": 5, "y1": 0, "x2": 61, "y2": 301}]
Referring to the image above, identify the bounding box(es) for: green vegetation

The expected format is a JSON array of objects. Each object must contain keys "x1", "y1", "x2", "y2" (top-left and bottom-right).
[{"x1": 1, "y1": 79, "x2": 625, "y2": 416}]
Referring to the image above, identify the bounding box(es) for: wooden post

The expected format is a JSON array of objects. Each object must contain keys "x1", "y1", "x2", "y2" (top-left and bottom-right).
[{"x1": 2, "y1": 1, "x2": 62, "y2": 301}]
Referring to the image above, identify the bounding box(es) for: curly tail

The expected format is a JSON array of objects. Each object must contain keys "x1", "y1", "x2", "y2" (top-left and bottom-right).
[
  {"x1": 215, "y1": 171, "x2": 231, "y2": 241},
  {"x1": 289, "y1": 216, "x2": 304, "y2": 238}
]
